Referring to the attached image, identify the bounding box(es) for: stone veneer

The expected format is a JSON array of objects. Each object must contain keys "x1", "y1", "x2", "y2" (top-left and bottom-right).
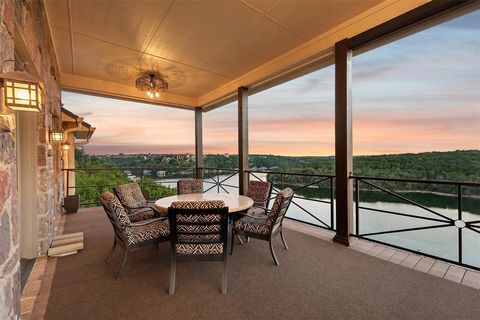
[{"x1": 0, "y1": 0, "x2": 63, "y2": 318}]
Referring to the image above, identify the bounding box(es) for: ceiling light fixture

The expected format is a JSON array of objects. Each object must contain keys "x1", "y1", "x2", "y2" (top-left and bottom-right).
[{"x1": 135, "y1": 73, "x2": 168, "y2": 99}]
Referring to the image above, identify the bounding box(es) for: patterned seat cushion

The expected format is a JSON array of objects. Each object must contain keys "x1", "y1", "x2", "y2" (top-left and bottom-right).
[
  {"x1": 128, "y1": 207, "x2": 157, "y2": 222},
  {"x1": 177, "y1": 179, "x2": 203, "y2": 195},
  {"x1": 170, "y1": 200, "x2": 226, "y2": 255},
  {"x1": 247, "y1": 180, "x2": 272, "y2": 208},
  {"x1": 171, "y1": 200, "x2": 224, "y2": 222},
  {"x1": 114, "y1": 182, "x2": 147, "y2": 209},
  {"x1": 171, "y1": 200, "x2": 224, "y2": 210},
  {"x1": 234, "y1": 215, "x2": 271, "y2": 235},
  {"x1": 175, "y1": 243, "x2": 223, "y2": 254},
  {"x1": 177, "y1": 224, "x2": 220, "y2": 233},
  {"x1": 177, "y1": 234, "x2": 221, "y2": 242},
  {"x1": 267, "y1": 188, "x2": 294, "y2": 225},
  {"x1": 247, "y1": 206, "x2": 267, "y2": 216},
  {"x1": 100, "y1": 192, "x2": 131, "y2": 225},
  {"x1": 125, "y1": 219, "x2": 170, "y2": 245}
]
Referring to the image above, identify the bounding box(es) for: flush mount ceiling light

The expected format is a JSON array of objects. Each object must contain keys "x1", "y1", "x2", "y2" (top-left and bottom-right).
[{"x1": 135, "y1": 73, "x2": 168, "y2": 99}]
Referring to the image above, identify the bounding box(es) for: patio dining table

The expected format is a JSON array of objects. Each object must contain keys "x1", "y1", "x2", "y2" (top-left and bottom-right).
[{"x1": 154, "y1": 193, "x2": 254, "y2": 214}]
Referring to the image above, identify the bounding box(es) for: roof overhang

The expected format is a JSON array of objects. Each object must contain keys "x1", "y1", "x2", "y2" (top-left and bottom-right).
[
  {"x1": 45, "y1": 0, "x2": 432, "y2": 111},
  {"x1": 61, "y1": 107, "x2": 96, "y2": 142}
]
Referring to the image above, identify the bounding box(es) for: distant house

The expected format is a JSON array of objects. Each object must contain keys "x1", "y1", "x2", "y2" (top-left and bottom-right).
[{"x1": 175, "y1": 153, "x2": 193, "y2": 160}]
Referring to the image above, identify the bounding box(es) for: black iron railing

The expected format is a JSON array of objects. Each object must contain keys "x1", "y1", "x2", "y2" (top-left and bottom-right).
[
  {"x1": 351, "y1": 175, "x2": 480, "y2": 270},
  {"x1": 199, "y1": 167, "x2": 336, "y2": 230},
  {"x1": 248, "y1": 170, "x2": 335, "y2": 230},
  {"x1": 63, "y1": 167, "x2": 193, "y2": 207},
  {"x1": 199, "y1": 167, "x2": 239, "y2": 193},
  {"x1": 63, "y1": 165, "x2": 480, "y2": 270}
]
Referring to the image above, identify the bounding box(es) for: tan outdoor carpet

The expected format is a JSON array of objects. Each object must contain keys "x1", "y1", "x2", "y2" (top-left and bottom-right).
[{"x1": 45, "y1": 208, "x2": 480, "y2": 320}]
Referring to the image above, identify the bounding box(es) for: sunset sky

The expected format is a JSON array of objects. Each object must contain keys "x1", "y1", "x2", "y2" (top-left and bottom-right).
[{"x1": 63, "y1": 10, "x2": 479, "y2": 156}]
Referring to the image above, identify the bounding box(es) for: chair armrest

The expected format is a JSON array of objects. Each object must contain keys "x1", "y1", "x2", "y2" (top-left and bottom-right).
[
  {"x1": 250, "y1": 205, "x2": 274, "y2": 214},
  {"x1": 242, "y1": 213, "x2": 268, "y2": 220},
  {"x1": 129, "y1": 218, "x2": 164, "y2": 227},
  {"x1": 124, "y1": 204, "x2": 145, "y2": 210}
]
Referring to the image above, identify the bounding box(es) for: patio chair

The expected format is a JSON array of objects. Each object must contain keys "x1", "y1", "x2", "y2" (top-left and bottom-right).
[
  {"x1": 231, "y1": 188, "x2": 294, "y2": 266},
  {"x1": 245, "y1": 180, "x2": 273, "y2": 215},
  {"x1": 177, "y1": 179, "x2": 203, "y2": 195},
  {"x1": 100, "y1": 192, "x2": 169, "y2": 279},
  {"x1": 233, "y1": 180, "x2": 273, "y2": 245},
  {"x1": 168, "y1": 200, "x2": 229, "y2": 294},
  {"x1": 113, "y1": 182, "x2": 165, "y2": 221}
]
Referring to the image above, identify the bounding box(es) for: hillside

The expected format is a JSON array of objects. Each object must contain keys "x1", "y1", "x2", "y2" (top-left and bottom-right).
[{"x1": 95, "y1": 150, "x2": 480, "y2": 183}]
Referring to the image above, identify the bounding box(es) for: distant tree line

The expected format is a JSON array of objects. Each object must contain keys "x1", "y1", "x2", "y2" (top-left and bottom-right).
[{"x1": 85, "y1": 150, "x2": 480, "y2": 196}]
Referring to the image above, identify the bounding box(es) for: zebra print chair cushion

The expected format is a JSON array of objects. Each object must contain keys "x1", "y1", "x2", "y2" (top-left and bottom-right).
[
  {"x1": 247, "y1": 206, "x2": 269, "y2": 216},
  {"x1": 125, "y1": 219, "x2": 170, "y2": 245},
  {"x1": 114, "y1": 182, "x2": 147, "y2": 209},
  {"x1": 177, "y1": 179, "x2": 203, "y2": 195},
  {"x1": 235, "y1": 188, "x2": 294, "y2": 236},
  {"x1": 100, "y1": 192, "x2": 131, "y2": 225},
  {"x1": 247, "y1": 181, "x2": 272, "y2": 207},
  {"x1": 128, "y1": 207, "x2": 157, "y2": 222},
  {"x1": 176, "y1": 243, "x2": 223, "y2": 255},
  {"x1": 267, "y1": 188, "x2": 294, "y2": 226},
  {"x1": 171, "y1": 200, "x2": 223, "y2": 223},
  {"x1": 170, "y1": 200, "x2": 226, "y2": 255},
  {"x1": 177, "y1": 224, "x2": 220, "y2": 233},
  {"x1": 100, "y1": 192, "x2": 169, "y2": 246},
  {"x1": 234, "y1": 215, "x2": 271, "y2": 235},
  {"x1": 245, "y1": 181, "x2": 272, "y2": 216}
]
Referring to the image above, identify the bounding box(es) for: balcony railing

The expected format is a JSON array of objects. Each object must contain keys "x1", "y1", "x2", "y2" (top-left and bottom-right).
[
  {"x1": 247, "y1": 170, "x2": 335, "y2": 231},
  {"x1": 199, "y1": 167, "x2": 335, "y2": 230},
  {"x1": 200, "y1": 167, "x2": 239, "y2": 193},
  {"x1": 351, "y1": 175, "x2": 480, "y2": 271},
  {"x1": 62, "y1": 166, "x2": 479, "y2": 270},
  {"x1": 63, "y1": 167, "x2": 193, "y2": 207}
]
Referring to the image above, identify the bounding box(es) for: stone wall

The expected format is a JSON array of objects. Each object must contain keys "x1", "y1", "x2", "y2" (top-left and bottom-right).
[
  {"x1": 0, "y1": 0, "x2": 62, "y2": 318},
  {"x1": 0, "y1": 133, "x2": 20, "y2": 320}
]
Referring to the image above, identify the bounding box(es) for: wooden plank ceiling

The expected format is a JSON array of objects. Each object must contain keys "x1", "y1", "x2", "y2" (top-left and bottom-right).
[{"x1": 44, "y1": 0, "x2": 427, "y2": 109}]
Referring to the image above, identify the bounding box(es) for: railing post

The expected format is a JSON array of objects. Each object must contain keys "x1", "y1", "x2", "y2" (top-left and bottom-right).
[
  {"x1": 333, "y1": 39, "x2": 353, "y2": 246},
  {"x1": 355, "y1": 178, "x2": 359, "y2": 235},
  {"x1": 458, "y1": 184, "x2": 463, "y2": 264},
  {"x1": 238, "y1": 86, "x2": 249, "y2": 195},
  {"x1": 330, "y1": 177, "x2": 334, "y2": 230},
  {"x1": 194, "y1": 107, "x2": 204, "y2": 179}
]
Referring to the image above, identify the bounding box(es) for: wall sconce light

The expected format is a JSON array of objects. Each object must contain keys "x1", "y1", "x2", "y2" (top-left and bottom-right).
[
  {"x1": 50, "y1": 129, "x2": 64, "y2": 143},
  {"x1": 0, "y1": 70, "x2": 43, "y2": 112},
  {"x1": 61, "y1": 142, "x2": 70, "y2": 151}
]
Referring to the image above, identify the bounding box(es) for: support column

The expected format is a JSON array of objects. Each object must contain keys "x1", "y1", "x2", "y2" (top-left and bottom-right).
[
  {"x1": 194, "y1": 107, "x2": 203, "y2": 179},
  {"x1": 333, "y1": 39, "x2": 353, "y2": 246},
  {"x1": 238, "y1": 86, "x2": 249, "y2": 195}
]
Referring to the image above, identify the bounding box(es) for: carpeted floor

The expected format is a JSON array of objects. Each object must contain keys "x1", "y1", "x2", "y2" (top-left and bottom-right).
[{"x1": 45, "y1": 208, "x2": 480, "y2": 320}]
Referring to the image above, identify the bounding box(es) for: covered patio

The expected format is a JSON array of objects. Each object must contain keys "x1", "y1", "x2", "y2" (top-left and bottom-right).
[
  {"x1": 1, "y1": 1, "x2": 479, "y2": 319},
  {"x1": 33, "y1": 207, "x2": 480, "y2": 319}
]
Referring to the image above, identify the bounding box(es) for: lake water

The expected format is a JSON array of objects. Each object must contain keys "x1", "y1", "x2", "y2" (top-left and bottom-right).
[{"x1": 156, "y1": 173, "x2": 480, "y2": 268}]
